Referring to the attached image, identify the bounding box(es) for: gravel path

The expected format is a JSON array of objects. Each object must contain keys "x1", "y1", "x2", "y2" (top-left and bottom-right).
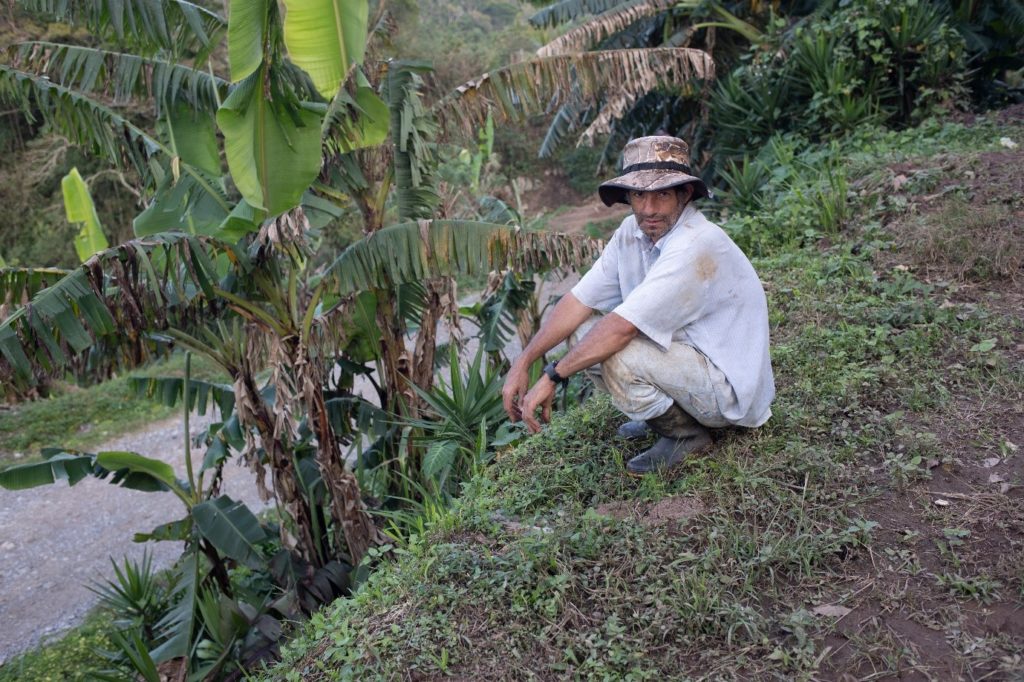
[{"x1": 0, "y1": 412, "x2": 267, "y2": 663}]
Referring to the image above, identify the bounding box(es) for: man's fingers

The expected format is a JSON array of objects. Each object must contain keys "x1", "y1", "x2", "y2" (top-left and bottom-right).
[
  {"x1": 502, "y1": 390, "x2": 519, "y2": 421},
  {"x1": 502, "y1": 381, "x2": 524, "y2": 422},
  {"x1": 523, "y1": 411, "x2": 541, "y2": 434}
]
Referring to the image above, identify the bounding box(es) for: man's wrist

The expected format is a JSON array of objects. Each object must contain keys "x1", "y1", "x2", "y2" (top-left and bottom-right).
[{"x1": 542, "y1": 361, "x2": 569, "y2": 384}]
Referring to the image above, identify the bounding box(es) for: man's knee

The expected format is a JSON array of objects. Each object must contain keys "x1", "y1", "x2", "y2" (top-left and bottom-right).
[{"x1": 601, "y1": 336, "x2": 658, "y2": 385}]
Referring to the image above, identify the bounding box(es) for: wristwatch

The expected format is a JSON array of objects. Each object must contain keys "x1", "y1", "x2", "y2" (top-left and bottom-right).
[{"x1": 543, "y1": 361, "x2": 569, "y2": 384}]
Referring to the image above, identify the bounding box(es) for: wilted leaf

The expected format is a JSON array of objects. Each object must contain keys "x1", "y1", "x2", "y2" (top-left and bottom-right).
[
  {"x1": 811, "y1": 604, "x2": 852, "y2": 618},
  {"x1": 969, "y1": 338, "x2": 996, "y2": 353}
]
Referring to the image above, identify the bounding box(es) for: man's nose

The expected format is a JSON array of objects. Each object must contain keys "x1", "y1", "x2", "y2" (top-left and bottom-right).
[{"x1": 635, "y1": 194, "x2": 653, "y2": 212}]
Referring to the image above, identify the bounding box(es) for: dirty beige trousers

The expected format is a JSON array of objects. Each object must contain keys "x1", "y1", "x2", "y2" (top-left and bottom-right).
[{"x1": 571, "y1": 318, "x2": 738, "y2": 427}]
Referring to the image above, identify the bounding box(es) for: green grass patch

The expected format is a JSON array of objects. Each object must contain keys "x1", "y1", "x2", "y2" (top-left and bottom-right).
[
  {"x1": 267, "y1": 246, "x2": 1020, "y2": 678},
  {"x1": 0, "y1": 353, "x2": 227, "y2": 464},
  {"x1": 0, "y1": 611, "x2": 114, "y2": 682}
]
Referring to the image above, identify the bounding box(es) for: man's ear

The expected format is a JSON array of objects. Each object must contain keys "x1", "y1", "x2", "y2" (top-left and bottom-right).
[{"x1": 679, "y1": 184, "x2": 695, "y2": 203}]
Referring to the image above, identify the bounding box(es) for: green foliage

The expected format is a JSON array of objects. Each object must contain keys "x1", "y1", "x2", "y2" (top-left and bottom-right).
[
  {"x1": 406, "y1": 346, "x2": 520, "y2": 490},
  {"x1": 0, "y1": 612, "x2": 113, "y2": 682},
  {"x1": 392, "y1": 0, "x2": 538, "y2": 96},
  {"x1": 718, "y1": 136, "x2": 849, "y2": 255},
  {"x1": 89, "y1": 552, "x2": 172, "y2": 640},
  {"x1": 61, "y1": 166, "x2": 109, "y2": 262},
  {"x1": 551, "y1": 141, "x2": 605, "y2": 195},
  {"x1": 0, "y1": 136, "x2": 136, "y2": 268},
  {"x1": 711, "y1": 0, "x2": 970, "y2": 161}
]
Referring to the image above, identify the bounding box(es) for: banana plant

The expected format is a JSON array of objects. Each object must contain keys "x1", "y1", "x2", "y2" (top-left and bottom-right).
[
  {"x1": 0, "y1": 0, "x2": 710, "y2": 591},
  {"x1": 0, "y1": 354, "x2": 282, "y2": 676}
]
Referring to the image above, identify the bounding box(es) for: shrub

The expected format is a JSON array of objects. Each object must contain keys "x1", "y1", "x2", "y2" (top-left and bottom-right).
[{"x1": 711, "y1": 0, "x2": 970, "y2": 161}]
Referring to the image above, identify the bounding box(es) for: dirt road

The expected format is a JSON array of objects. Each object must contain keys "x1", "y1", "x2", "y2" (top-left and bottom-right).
[{"x1": 0, "y1": 413, "x2": 267, "y2": 663}]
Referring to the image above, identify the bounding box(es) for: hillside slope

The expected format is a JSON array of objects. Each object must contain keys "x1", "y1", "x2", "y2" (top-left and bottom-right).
[{"x1": 267, "y1": 112, "x2": 1024, "y2": 680}]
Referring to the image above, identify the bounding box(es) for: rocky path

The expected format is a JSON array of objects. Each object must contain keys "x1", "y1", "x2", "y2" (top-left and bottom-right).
[{"x1": 0, "y1": 412, "x2": 267, "y2": 663}]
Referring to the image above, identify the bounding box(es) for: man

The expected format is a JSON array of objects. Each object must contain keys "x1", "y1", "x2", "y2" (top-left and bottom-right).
[{"x1": 501, "y1": 135, "x2": 774, "y2": 475}]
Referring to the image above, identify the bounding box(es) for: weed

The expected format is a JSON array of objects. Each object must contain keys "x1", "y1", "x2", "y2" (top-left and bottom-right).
[{"x1": 936, "y1": 572, "x2": 1002, "y2": 604}]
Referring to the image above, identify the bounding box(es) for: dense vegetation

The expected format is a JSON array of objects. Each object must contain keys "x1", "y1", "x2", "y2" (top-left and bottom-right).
[
  {"x1": 267, "y1": 111, "x2": 1024, "y2": 680},
  {"x1": 0, "y1": 0, "x2": 1021, "y2": 679}
]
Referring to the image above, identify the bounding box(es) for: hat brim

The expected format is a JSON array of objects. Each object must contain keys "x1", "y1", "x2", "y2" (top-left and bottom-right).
[{"x1": 598, "y1": 170, "x2": 709, "y2": 207}]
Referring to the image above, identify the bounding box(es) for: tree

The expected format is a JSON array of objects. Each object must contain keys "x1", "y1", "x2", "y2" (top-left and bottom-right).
[{"x1": 0, "y1": 1, "x2": 715, "y2": 674}]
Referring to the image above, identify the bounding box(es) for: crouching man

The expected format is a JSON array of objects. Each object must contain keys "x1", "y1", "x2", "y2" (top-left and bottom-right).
[{"x1": 501, "y1": 136, "x2": 775, "y2": 475}]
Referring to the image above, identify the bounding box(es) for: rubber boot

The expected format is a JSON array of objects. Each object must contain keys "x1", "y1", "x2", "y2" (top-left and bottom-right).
[
  {"x1": 616, "y1": 420, "x2": 651, "y2": 440},
  {"x1": 625, "y1": 403, "x2": 711, "y2": 475}
]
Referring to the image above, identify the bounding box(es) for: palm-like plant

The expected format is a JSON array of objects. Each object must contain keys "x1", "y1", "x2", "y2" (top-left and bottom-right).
[{"x1": 0, "y1": 0, "x2": 716, "y2": 641}]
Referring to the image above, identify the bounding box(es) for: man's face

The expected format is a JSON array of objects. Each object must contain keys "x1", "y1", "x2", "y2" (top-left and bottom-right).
[{"x1": 628, "y1": 185, "x2": 693, "y2": 241}]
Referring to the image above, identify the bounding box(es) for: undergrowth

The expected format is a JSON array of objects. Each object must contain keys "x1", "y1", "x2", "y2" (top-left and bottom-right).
[
  {"x1": 0, "y1": 611, "x2": 112, "y2": 682},
  {"x1": 265, "y1": 113, "x2": 1024, "y2": 680},
  {"x1": 274, "y1": 258, "x2": 1015, "y2": 679}
]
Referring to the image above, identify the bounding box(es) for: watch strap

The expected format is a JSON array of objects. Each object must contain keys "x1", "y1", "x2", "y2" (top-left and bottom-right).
[{"x1": 543, "y1": 361, "x2": 568, "y2": 384}]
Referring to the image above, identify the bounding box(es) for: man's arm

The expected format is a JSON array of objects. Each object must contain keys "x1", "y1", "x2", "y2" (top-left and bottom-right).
[
  {"x1": 502, "y1": 292, "x2": 594, "y2": 421},
  {"x1": 503, "y1": 289, "x2": 640, "y2": 434},
  {"x1": 515, "y1": 311, "x2": 638, "y2": 432},
  {"x1": 548, "y1": 312, "x2": 638, "y2": 378}
]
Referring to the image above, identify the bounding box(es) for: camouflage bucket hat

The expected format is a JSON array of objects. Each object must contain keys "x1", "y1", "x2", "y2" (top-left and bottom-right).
[{"x1": 598, "y1": 136, "x2": 710, "y2": 207}]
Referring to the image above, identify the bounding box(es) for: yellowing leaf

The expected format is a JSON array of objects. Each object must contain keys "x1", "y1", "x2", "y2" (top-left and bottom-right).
[
  {"x1": 282, "y1": 0, "x2": 368, "y2": 98},
  {"x1": 61, "y1": 167, "x2": 109, "y2": 262}
]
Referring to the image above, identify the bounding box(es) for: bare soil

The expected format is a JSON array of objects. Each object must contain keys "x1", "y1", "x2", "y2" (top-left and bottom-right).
[
  {"x1": 543, "y1": 197, "x2": 631, "y2": 235},
  {"x1": 816, "y1": 133, "x2": 1024, "y2": 680},
  {"x1": 595, "y1": 496, "x2": 706, "y2": 527},
  {"x1": 518, "y1": 172, "x2": 632, "y2": 235}
]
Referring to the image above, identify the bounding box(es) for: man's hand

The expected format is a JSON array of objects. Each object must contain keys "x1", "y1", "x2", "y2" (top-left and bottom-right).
[
  {"x1": 519, "y1": 376, "x2": 556, "y2": 434},
  {"x1": 501, "y1": 364, "x2": 530, "y2": 422}
]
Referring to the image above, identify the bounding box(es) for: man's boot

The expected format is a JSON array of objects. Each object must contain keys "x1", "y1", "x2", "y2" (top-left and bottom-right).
[
  {"x1": 625, "y1": 403, "x2": 711, "y2": 475},
  {"x1": 616, "y1": 420, "x2": 651, "y2": 439}
]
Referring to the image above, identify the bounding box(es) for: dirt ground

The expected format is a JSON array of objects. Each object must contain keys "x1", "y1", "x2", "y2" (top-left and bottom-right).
[
  {"x1": 517, "y1": 169, "x2": 632, "y2": 235},
  {"x1": 818, "y1": 117, "x2": 1024, "y2": 680}
]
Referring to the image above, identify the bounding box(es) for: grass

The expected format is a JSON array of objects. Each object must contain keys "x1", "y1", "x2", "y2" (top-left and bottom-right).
[
  {"x1": 0, "y1": 352, "x2": 226, "y2": 464},
  {"x1": 0, "y1": 610, "x2": 113, "y2": 682},
  {"x1": 264, "y1": 113, "x2": 1024, "y2": 680}
]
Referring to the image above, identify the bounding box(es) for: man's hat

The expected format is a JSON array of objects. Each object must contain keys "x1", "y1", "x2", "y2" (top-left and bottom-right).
[{"x1": 598, "y1": 136, "x2": 710, "y2": 207}]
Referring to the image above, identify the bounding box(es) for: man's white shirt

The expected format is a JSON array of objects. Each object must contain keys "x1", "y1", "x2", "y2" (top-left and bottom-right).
[{"x1": 571, "y1": 204, "x2": 775, "y2": 427}]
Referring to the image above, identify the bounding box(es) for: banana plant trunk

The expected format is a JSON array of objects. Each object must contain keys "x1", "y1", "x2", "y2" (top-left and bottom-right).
[
  {"x1": 234, "y1": 371, "x2": 324, "y2": 566},
  {"x1": 307, "y1": 386, "x2": 384, "y2": 566}
]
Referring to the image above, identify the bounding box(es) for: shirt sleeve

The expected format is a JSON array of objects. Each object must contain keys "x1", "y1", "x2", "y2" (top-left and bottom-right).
[
  {"x1": 570, "y1": 229, "x2": 623, "y2": 312},
  {"x1": 612, "y1": 238, "x2": 713, "y2": 351}
]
